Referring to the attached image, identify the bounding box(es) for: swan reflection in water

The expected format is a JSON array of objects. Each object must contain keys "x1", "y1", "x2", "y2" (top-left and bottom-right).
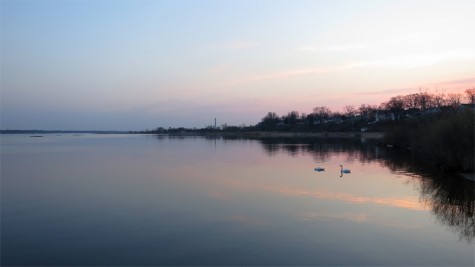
[{"x1": 314, "y1": 167, "x2": 325, "y2": 172}]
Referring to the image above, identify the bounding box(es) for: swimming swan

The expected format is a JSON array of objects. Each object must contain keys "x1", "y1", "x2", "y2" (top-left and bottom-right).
[
  {"x1": 314, "y1": 167, "x2": 325, "y2": 172},
  {"x1": 340, "y1": 165, "x2": 351, "y2": 173}
]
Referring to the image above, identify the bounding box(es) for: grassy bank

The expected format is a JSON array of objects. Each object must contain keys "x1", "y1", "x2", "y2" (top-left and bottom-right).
[{"x1": 383, "y1": 110, "x2": 475, "y2": 172}]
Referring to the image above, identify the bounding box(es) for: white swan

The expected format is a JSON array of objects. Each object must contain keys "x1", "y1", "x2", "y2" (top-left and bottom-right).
[
  {"x1": 314, "y1": 167, "x2": 325, "y2": 172},
  {"x1": 340, "y1": 165, "x2": 351, "y2": 173}
]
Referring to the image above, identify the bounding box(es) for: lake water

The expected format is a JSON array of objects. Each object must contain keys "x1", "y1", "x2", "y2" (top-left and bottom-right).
[{"x1": 1, "y1": 134, "x2": 474, "y2": 266}]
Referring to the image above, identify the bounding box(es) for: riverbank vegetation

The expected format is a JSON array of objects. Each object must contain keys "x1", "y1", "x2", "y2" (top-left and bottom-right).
[
  {"x1": 139, "y1": 88, "x2": 474, "y2": 172},
  {"x1": 383, "y1": 109, "x2": 474, "y2": 171}
]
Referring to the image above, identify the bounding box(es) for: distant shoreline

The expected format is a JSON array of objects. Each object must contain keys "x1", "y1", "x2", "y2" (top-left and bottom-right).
[
  {"x1": 0, "y1": 130, "x2": 384, "y2": 139},
  {"x1": 0, "y1": 130, "x2": 129, "y2": 134},
  {"x1": 172, "y1": 131, "x2": 385, "y2": 139}
]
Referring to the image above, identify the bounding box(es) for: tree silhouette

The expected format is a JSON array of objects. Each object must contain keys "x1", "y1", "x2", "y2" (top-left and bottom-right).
[
  {"x1": 384, "y1": 95, "x2": 405, "y2": 118},
  {"x1": 283, "y1": 111, "x2": 300, "y2": 125},
  {"x1": 446, "y1": 93, "x2": 463, "y2": 110},
  {"x1": 313, "y1": 106, "x2": 332, "y2": 123},
  {"x1": 344, "y1": 105, "x2": 357, "y2": 119},
  {"x1": 465, "y1": 88, "x2": 475, "y2": 104}
]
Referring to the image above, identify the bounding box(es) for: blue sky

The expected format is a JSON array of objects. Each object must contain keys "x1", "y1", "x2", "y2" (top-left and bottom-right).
[{"x1": 1, "y1": 0, "x2": 475, "y2": 130}]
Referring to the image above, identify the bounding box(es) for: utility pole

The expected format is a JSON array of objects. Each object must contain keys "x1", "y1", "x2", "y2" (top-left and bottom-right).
[{"x1": 214, "y1": 118, "x2": 217, "y2": 129}]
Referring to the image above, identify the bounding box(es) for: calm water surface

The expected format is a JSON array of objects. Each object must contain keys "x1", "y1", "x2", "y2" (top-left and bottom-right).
[{"x1": 1, "y1": 134, "x2": 474, "y2": 266}]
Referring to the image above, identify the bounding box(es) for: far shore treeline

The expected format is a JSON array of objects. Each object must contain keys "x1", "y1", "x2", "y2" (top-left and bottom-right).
[{"x1": 139, "y1": 88, "x2": 475, "y2": 172}]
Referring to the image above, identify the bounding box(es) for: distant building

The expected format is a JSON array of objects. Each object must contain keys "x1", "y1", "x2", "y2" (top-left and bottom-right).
[
  {"x1": 459, "y1": 104, "x2": 475, "y2": 112},
  {"x1": 404, "y1": 108, "x2": 421, "y2": 117},
  {"x1": 326, "y1": 117, "x2": 343, "y2": 124},
  {"x1": 375, "y1": 110, "x2": 395, "y2": 122},
  {"x1": 421, "y1": 107, "x2": 441, "y2": 115}
]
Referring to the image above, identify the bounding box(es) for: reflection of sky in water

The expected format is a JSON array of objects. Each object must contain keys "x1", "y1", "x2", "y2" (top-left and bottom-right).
[{"x1": 1, "y1": 134, "x2": 473, "y2": 266}]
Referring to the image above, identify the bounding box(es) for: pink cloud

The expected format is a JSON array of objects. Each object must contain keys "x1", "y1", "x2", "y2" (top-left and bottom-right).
[
  {"x1": 231, "y1": 66, "x2": 345, "y2": 85},
  {"x1": 231, "y1": 50, "x2": 475, "y2": 86},
  {"x1": 426, "y1": 77, "x2": 475, "y2": 89}
]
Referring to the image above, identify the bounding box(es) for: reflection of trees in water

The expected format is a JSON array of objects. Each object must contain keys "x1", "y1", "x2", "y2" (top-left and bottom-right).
[
  {"x1": 254, "y1": 137, "x2": 387, "y2": 166},
  {"x1": 249, "y1": 136, "x2": 475, "y2": 244},
  {"x1": 369, "y1": 149, "x2": 474, "y2": 243},
  {"x1": 420, "y1": 174, "x2": 474, "y2": 243},
  {"x1": 154, "y1": 135, "x2": 474, "y2": 243}
]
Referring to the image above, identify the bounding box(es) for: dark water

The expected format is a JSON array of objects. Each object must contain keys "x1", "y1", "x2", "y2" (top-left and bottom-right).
[{"x1": 1, "y1": 134, "x2": 474, "y2": 266}]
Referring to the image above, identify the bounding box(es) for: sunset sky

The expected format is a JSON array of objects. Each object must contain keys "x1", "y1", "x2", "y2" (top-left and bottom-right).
[{"x1": 2, "y1": 0, "x2": 475, "y2": 130}]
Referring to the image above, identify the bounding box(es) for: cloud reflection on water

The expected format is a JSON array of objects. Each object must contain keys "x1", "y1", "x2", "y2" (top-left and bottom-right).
[
  {"x1": 159, "y1": 135, "x2": 473, "y2": 243},
  {"x1": 251, "y1": 136, "x2": 474, "y2": 243},
  {"x1": 273, "y1": 187, "x2": 427, "y2": 211},
  {"x1": 196, "y1": 136, "x2": 474, "y2": 243}
]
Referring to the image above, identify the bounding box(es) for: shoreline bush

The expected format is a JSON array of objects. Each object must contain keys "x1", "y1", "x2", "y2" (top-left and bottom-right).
[{"x1": 384, "y1": 110, "x2": 474, "y2": 171}]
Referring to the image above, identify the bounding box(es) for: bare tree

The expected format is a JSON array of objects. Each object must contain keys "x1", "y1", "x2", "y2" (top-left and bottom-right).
[
  {"x1": 283, "y1": 111, "x2": 299, "y2": 125},
  {"x1": 403, "y1": 94, "x2": 419, "y2": 110},
  {"x1": 260, "y1": 112, "x2": 280, "y2": 127},
  {"x1": 415, "y1": 90, "x2": 434, "y2": 110},
  {"x1": 344, "y1": 105, "x2": 357, "y2": 119},
  {"x1": 358, "y1": 104, "x2": 377, "y2": 120},
  {"x1": 384, "y1": 95, "x2": 405, "y2": 118},
  {"x1": 300, "y1": 112, "x2": 307, "y2": 122},
  {"x1": 313, "y1": 106, "x2": 332, "y2": 123},
  {"x1": 465, "y1": 88, "x2": 475, "y2": 104},
  {"x1": 432, "y1": 90, "x2": 446, "y2": 108},
  {"x1": 446, "y1": 93, "x2": 463, "y2": 110}
]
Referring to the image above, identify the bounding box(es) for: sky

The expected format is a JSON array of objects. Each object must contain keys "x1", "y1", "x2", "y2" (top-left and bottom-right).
[{"x1": 1, "y1": 0, "x2": 475, "y2": 130}]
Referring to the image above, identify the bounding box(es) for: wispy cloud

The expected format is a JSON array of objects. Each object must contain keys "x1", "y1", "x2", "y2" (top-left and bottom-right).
[
  {"x1": 298, "y1": 43, "x2": 369, "y2": 52},
  {"x1": 440, "y1": 77, "x2": 475, "y2": 84},
  {"x1": 353, "y1": 88, "x2": 415, "y2": 96},
  {"x1": 298, "y1": 34, "x2": 423, "y2": 53},
  {"x1": 429, "y1": 77, "x2": 475, "y2": 88},
  {"x1": 437, "y1": 77, "x2": 475, "y2": 85},
  {"x1": 232, "y1": 49, "x2": 475, "y2": 85},
  {"x1": 349, "y1": 49, "x2": 475, "y2": 69},
  {"x1": 222, "y1": 41, "x2": 259, "y2": 50},
  {"x1": 207, "y1": 64, "x2": 231, "y2": 74},
  {"x1": 233, "y1": 66, "x2": 343, "y2": 84}
]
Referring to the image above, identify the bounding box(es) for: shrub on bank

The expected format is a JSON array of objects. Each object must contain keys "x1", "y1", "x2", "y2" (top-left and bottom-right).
[{"x1": 384, "y1": 110, "x2": 474, "y2": 171}]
